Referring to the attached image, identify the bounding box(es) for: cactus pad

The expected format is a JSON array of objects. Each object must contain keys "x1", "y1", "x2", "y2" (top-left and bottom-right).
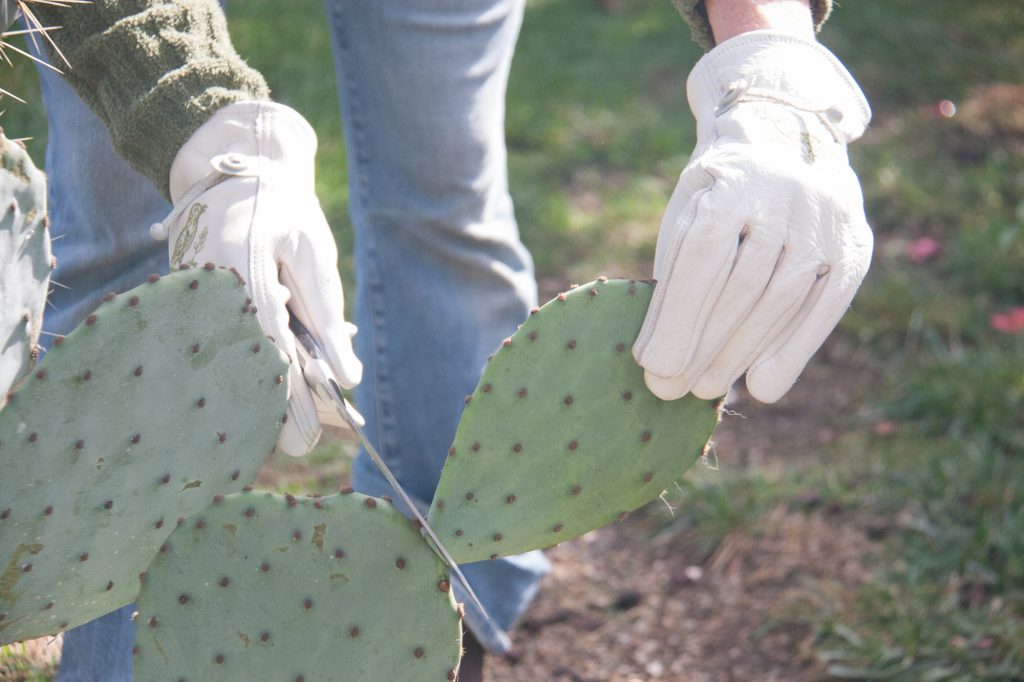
[
  {"x1": 0, "y1": 133, "x2": 51, "y2": 397},
  {"x1": 134, "y1": 490, "x2": 462, "y2": 682},
  {"x1": 0, "y1": 267, "x2": 289, "y2": 644},
  {"x1": 428, "y1": 278, "x2": 721, "y2": 563}
]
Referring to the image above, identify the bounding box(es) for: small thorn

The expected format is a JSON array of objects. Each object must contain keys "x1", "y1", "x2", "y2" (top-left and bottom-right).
[
  {"x1": 147, "y1": 274, "x2": 160, "y2": 283},
  {"x1": 465, "y1": 492, "x2": 475, "y2": 501},
  {"x1": 204, "y1": 262, "x2": 216, "y2": 271},
  {"x1": 512, "y1": 443, "x2": 522, "y2": 453},
  {"x1": 395, "y1": 558, "x2": 406, "y2": 570},
  {"x1": 571, "y1": 485, "x2": 582, "y2": 496},
  {"x1": 568, "y1": 440, "x2": 578, "y2": 451},
  {"x1": 189, "y1": 280, "x2": 199, "y2": 290},
  {"x1": 261, "y1": 562, "x2": 270, "y2": 572},
  {"x1": 641, "y1": 431, "x2": 652, "y2": 443},
  {"x1": 622, "y1": 391, "x2": 633, "y2": 401},
  {"x1": 219, "y1": 577, "x2": 229, "y2": 587},
  {"x1": 129, "y1": 296, "x2": 139, "y2": 307},
  {"x1": 260, "y1": 632, "x2": 270, "y2": 642},
  {"x1": 245, "y1": 507, "x2": 256, "y2": 518},
  {"x1": 518, "y1": 388, "x2": 527, "y2": 398},
  {"x1": 43, "y1": 505, "x2": 53, "y2": 516},
  {"x1": 133, "y1": 366, "x2": 143, "y2": 377},
  {"x1": 448, "y1": 447, "x2": 456, "y2": 457},
  {"x1": 493, "y1": 533, "x2": 503, "y2": 541},
  {"x1": 437, "y1": 579, "x2": 450, "y2": 593},
  {"x1": 303, "y1": 598, "x2": 313, "y2": 610},
  {"x1": 414, "y1": 647, "x2": 425, "y2": 659},
  {"x1": 553, "y1": 524, "x2": 563, "y2": 533},
  {"x1": 349, "y1": 626, "x2": 359, "y2": 638},
  {"x1": 566, "y1": 339, "x2": 576, "y2": 349},
  {"x1": 472, "y1": 442, "x2": 481, "y2": 452},
  {"x1": 103, "y1": 500, "x2": 113, "y2": 510},
  {"x1": 179, "y1": 595, "x2": 189, "y2": 605},
  {"x1": 506, "y1": 494, "x2": 517, "y2": 504},
  {"x1": 131, "y1": 434, "x2": 141, "y2": 445},
  {"x1": 85, "y1": 314, "x2": 97, "y2": 325},
  {"x1": 192, "y1": 343, "x2": 201, "y2": 354},
  {"x1": 82, "y1": 370, "x2": 92, "y2": 381},
  {"x1": 364, "y1": 498, "x2": 377, "y2": 509},
  {"x1": 564, "y1": 395, "x2": 574, "y2": 406},
  {"x1": 339, "y1": 486, "x2": 354, "y2": 494},
  {"x1": 80, "y1": 552, "x2": 88, "y2": 561}
]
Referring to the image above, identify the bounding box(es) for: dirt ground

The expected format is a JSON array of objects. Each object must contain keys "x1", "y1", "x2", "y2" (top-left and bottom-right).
[{"x1": 4, "y1": 348, "x2": 878, "y2": 682}]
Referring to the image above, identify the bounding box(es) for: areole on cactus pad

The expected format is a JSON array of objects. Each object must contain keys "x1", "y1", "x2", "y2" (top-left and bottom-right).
[
  {"x1": 0, "y1": 267, "x2": 289, "y2": 644},
  {"x1": 427, "y1": 278, "x2": 721, "y2": 564},
  {"x1": 134, "y1": 490, "x2": 463, "y2": 682}
]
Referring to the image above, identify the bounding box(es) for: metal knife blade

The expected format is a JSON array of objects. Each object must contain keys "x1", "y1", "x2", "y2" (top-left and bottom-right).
[{"x1": 286, "y1": 313, "x2": 491, "y2": 624}]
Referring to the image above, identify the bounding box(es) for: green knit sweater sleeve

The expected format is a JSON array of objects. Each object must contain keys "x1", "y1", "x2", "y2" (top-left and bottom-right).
[
  {"x1": 32, "y1": 0, "x2": 269, "y2": 199},
  {"x1": 672, "y1": 0, "x2": 833, "y2": 50}
]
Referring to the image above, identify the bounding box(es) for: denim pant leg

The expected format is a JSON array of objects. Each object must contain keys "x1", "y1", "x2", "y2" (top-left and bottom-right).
[
  {"x1": 325, "y1": 0, "x2": 549, "y2": 653},
  {"x1": 34, "y1": 65, "x2": 170, "y2": 682}
]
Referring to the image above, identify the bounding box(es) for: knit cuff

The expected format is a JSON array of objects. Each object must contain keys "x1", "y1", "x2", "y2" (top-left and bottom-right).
[
  {"x1": 672, "y1": 0, "x2": 833, "y2": 51},
  {"x1": 33, "y1": 0, "x2": 269, "y2": 199}
]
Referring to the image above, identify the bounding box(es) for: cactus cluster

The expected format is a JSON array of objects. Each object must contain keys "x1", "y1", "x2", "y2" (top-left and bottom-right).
[
  {"x1": 0, "y1": 266, "x2": 289, "y2": 644},
  {"x1": 0, "y1": 131, "x2": 52, "y2": 397},
  {"x1": 0, "y1": 145, "x2": 720, "y2": 681}
]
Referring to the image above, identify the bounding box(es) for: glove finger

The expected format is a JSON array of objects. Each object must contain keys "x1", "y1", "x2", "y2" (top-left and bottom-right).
[
  {"x1": 277, "y1": 212, "x2": 363, "y2": 390},
  {"x1": 254, "y1": 262, "x2": 324, "y2": 457},
  {"x1": 688, "y1": 254, "x2": 821, "y2": 400},
  {"x1": 745, "y1": 241, "x2": 871, "y2": 403},
  {"x1": 658, "y1": 227, "x2": 785, "y2": 396},
  {"x1": 634, "y1": 175, "x2": 748, "y2": 379}
]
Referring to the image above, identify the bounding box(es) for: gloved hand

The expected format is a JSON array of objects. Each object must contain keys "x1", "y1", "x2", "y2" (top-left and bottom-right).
[
  {"x1": 152, "y1": 101, "x2": 362, "y2": 456},
  {"x1": 633, "y1": 31, "x2": 872, "y2": 404}
]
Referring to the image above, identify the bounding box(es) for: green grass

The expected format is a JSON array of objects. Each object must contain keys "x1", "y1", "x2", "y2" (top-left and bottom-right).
[{"x1": 3, "y1": 0, "x2": 1024, "y2": 679}]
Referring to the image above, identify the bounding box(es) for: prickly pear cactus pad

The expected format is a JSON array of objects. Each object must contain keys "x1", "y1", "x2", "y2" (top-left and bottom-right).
[
  {"x1": 428, "y1": 278, "x2": 721, "y2": 563},
  {"x1": 134, "y1": 490, "x2": 462, "y2": 682},
  {"x1": 0, "y1": 132, "x2": 52, "y2": 397},
  {"x1": 0, "y1": 267, "x2": 289, "y2": 644}
]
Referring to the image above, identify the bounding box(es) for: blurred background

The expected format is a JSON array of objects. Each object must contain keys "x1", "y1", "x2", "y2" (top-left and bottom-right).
[{"x1": 2, "y1": 1, "x2": 1023, "y2": 679}]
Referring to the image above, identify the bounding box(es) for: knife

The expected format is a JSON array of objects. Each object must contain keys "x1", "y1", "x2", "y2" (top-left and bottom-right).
[{"x1": 286, "y1": 313, "x2": 491, "y2": 624}]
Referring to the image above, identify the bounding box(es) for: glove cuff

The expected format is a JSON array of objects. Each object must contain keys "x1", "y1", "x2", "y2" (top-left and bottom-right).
[
  {"x1": 169, "y1": 101, "x2": 318, "y2": 203},
  {"x1": 686, "y1": 31, "x2": 871, "y2": 144}
]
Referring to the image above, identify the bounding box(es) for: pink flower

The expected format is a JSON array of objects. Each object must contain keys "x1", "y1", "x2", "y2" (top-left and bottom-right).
[
  {"x1": 907, "y1": 236, "x2": 943, "y2": 264},
  {"x1": 990, "y1": 307, "x2": 1024, "y2": 334}
]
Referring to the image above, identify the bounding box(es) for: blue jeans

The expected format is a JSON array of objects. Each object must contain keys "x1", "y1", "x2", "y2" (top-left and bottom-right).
[{"x1": 44, "y1": 0, "x2": 546, "y2": 679}]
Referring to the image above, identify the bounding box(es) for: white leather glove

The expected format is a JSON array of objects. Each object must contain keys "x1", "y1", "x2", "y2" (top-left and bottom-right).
[
  {"x1": 153, "y1": 101, "x2": 362, "y2": 456},
  {"x1": 633, "y1": 31, "x2": 872, "y2": 404}
]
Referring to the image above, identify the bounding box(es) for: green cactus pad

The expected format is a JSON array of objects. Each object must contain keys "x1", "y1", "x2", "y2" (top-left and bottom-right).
[
  {"x1": 134, "y1": 490, "x2": 462, "y2": 682},
  {"x1": 428, "y1": 278, "x2": 721, "y2": 563},
  {"x1": 0, "y1": 133, "x2": 51, "y2": 397},
  {"x1": 0, "y1": 267, "x2": 289, "y2": 644}
]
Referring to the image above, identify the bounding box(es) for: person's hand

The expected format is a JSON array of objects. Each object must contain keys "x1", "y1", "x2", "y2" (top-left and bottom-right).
[
  {"x1": 152, "y1": 101, "x2": 362, "y2": 455},
  {"x1": 633, "y1": 31, "x2": 872, "y2": 403}
]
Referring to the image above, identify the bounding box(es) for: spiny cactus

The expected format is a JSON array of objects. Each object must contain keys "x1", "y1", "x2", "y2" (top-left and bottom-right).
[
  {"x1": 134, "y1": 489, "x2": 462, "y2": 682},
  {"x1": 427, "y1": 278, "x2": 721, "y2": 564},
  {"x1": 0, "y1": 131, "x2": 51, "y2": 397},
  {"x1": 0, "y1": 267, "x2": 289, "y2": 644}
]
